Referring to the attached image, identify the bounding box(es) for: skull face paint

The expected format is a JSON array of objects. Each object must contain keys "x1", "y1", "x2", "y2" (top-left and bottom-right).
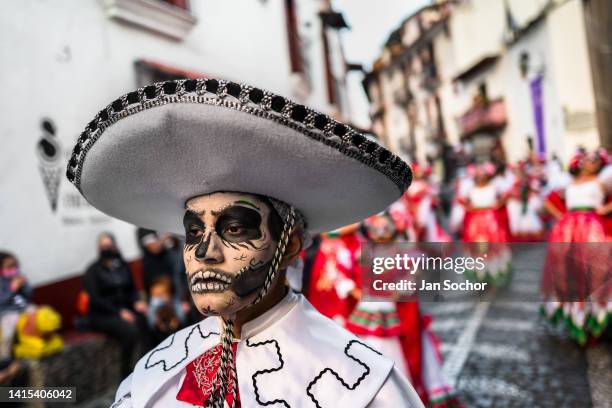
[{"x1": 183, "y1": 192, "x2": 280, "y2": 317}]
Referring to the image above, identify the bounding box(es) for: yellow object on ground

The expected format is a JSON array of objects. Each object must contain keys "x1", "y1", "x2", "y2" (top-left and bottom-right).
[{"x1": 13, "y1": 306, "x2": 63, "y2": 359}]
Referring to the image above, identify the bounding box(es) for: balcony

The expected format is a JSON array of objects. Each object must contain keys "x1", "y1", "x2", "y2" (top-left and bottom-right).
[
  {"x1": 459, "y1": 98, "x2": 507, "y2": 137},
  {"x1": 104, "y1": 0, "x2": 197, "y2": 41}
]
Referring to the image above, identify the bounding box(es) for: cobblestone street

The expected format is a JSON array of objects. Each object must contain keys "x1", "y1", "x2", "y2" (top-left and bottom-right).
[{"x1": 422, "y1": 246, "x2": 612, "y2": 408}]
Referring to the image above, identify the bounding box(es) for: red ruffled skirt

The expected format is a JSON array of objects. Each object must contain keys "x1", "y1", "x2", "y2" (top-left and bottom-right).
[
  {"x1": 461, "y1": 208, "x2": 512, "y2": 283},
  {"x1": 541, "y1": 211, "x2": 612, "y2": 344},
  {"x1": 462, "y1": 208, "x2": 510, "y2": 243}
]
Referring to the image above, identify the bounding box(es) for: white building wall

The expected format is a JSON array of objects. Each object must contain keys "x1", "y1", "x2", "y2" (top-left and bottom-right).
[
  {"x1": 501, "y1": 0, "x2": 598, "y2": 162},
  {"x1": 447, "y1": 0, "x2": 505, "y2": 74},
  {"x1": 433, "y1": 29, "x2": 460, "y2": 146},
  {"x1": 502, "y1": 17, "x2": 564, "y2": 162},
  {"x1": 545, "y1": 0, "x2": 599, "y2": 160}
]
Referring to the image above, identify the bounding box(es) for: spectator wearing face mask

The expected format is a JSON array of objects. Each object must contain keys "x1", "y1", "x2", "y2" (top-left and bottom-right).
[
  {"x1": 82, "y1": 232, "x2": 149, "y2": 377},
  {"x1": 0, "y1": 252, "x2": 33, "y2": 364},
  {"x1": 146, "y1": 276, "x2": 188, "y2": 345},
  {"x1": 0, "y1": 252, "x2": 32, "y2": 312}
]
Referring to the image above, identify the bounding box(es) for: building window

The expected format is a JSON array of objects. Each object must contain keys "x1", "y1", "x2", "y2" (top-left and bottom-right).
[
  {"x1": 285, "y1": 0, "x2": 303, "y2": 73},
  {"x1": 320, "y1": 25, "x2": 336, "y2": 105}
]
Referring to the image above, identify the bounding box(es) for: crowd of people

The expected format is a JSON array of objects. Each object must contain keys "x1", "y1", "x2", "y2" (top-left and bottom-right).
[
  {"x1": 296, "y1": 146, "x2": 612, "y2": 406},
  {"x1": 80, "y1": 229, "x2": 199, "y2": 378}
]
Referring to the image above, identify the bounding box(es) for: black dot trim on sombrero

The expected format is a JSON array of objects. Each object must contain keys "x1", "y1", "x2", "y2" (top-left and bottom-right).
[
  {"x1": 163, "y1": 81, "x2": 177, "y2": 95},
  {"x1": 245, "y1": 337, "x2": 290, "y2": 407},
  {"x1": 206, "y1": 78, "x2": 219, "y2": 93},
  {"x1": 66, "y1": 78, "x2": 412, "y2": 193},
  {"x1": 306, "y1": 340, "x2": 382, "y2": 408},
  {"x1": 184, "y1": 79, "x2": 197, "y2": 93},
  {"x1": 227, "y1": 82, "x2": 241, "y2": 98},
  {"x1": 126, "y1": 91, "x2": 139, "y2": 105},
  {"x1": 270, "y1": 95, "x2": 286, "y2": 113},
  {"x1": 144, "y1": 85, "x2": 156, "y2": 99},
  {"x1": 291, "y1": 104, "x2": 307, "y2": 122},
  {"x1": 249, "y1": 88, "x2": 264, "y2": 104}
]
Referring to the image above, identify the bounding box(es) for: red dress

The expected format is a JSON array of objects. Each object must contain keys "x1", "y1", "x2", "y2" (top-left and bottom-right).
[
  {"x1": 461, "y1": 183, "x2": 511, "y2": 283},
  {"x1": 306, "y1": 233, "x2": 359, "y2": 323}
]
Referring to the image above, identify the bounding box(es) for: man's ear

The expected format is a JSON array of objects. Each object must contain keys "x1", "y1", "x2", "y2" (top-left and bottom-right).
[{"x1": 279, "y1": 229, "x2": 304, "y2": 269}]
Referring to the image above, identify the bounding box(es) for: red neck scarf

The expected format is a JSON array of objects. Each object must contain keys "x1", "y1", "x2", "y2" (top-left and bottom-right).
[{"x1": 176, "y1": 342, "x2": 240, "y2": 407}]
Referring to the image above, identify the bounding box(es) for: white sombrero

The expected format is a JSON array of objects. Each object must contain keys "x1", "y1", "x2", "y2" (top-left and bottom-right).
[{"x1": 66, "y1": 78, "x2": 412, "y2": 234}]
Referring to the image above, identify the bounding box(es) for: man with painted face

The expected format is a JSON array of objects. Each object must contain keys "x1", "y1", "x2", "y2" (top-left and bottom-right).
[{"x1": 66, "y1": 78, "x2": 423, "y2": 407}]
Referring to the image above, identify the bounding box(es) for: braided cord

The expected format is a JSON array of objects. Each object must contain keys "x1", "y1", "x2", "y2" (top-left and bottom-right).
[
  {"x1": 209, "y1": 318, "x2": 234, "y2": 408},
  {"x1": 229, "y1": 338, "x2": 238, "y2": 408},
  {"x1": 254, "y1": 206, "x2": 296, "y2": 304}
]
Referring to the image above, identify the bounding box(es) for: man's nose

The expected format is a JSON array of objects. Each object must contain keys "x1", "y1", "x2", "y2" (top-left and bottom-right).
[{"x1": 194, "y1": 232, "x2": 224, "y2": 264}]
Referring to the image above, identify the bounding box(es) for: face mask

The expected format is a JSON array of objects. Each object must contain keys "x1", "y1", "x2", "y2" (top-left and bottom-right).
[
  {"x1": 1, "y1": 267, "x2": 19, "y2": 278},
  {"x1": 149, "y1": 296, "x2": 166, "y2": 309},
  {"x1": 100, "y1": 249, "x2": 120, "y2": 260}
]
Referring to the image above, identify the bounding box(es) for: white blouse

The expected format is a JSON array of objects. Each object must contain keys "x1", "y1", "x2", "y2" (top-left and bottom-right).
[
  {"x1": 468, "y1": 184, "x2": 498, "y2": 208},
  {"x1": 565, "y1": 180, "x2": 605, "y2": 209}
]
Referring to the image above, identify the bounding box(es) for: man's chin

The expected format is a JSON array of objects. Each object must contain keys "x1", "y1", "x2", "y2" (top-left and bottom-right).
[{"x1": 191, "y1": 291, "x2": 240, "y2": 316}]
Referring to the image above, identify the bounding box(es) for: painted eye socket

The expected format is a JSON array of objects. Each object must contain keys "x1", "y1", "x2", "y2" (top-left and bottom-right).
[{"x1": 224, "y1": 224, "x2": 246, "y2": 236}]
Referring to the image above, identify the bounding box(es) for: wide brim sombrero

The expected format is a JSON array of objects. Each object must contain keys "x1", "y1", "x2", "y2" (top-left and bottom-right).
[{"x1": 66, "y1": 78, "x2": 412, "y2": 235}]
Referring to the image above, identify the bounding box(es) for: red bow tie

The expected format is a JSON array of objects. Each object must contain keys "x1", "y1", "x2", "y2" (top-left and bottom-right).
[{"x1": 176, "y1": 343, "x2": 240, "y2": 407}]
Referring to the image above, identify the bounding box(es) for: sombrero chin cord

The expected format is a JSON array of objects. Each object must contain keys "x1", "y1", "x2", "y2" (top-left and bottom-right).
[{"x1": 208, "y1": 207, "x2": 296, "y2": 408}]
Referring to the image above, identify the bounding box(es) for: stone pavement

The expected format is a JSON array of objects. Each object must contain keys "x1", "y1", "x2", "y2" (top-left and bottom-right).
[{"x1": 422, "y1": 245, "x2": 612, "y2": 408}]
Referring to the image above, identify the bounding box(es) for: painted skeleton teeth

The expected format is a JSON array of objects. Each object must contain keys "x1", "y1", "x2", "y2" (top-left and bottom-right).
[
  {"x1": 189, "y1": 270, "x2": 231, "y2": 292},
  {"x1": 190, "y1": 271, "x2": 204, "y2": 286},
  {"x1": 191, "y1": 270, "x2": 232, "y2": 284}
]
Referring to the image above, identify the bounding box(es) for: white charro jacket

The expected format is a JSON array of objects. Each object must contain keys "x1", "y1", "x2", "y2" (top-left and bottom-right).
[{"x1": 112, "y1": 291, "x2": 424, "y2": 408}]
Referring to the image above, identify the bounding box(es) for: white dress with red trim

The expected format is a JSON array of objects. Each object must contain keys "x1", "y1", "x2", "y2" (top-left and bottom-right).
[
  {"x1": 598, "y1": 164, "x2": 612, "y2": 237},
  {"x1": 449, "y1": 175, "x2": 474, "y2": 235},
  {"x1": 462, "y1": 184, "x2": 511, "y2": 284},
  {"x1": 506, "y1": 181, "x2": 544, "y2": 241},
  {"x1": 111, "y1": 291, "x2": 424, "y2": 407}
]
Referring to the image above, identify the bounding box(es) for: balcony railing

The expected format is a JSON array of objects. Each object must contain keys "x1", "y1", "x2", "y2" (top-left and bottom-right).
[{"x1": 459, "y1": 98, "x2": 507, "y2": 137}]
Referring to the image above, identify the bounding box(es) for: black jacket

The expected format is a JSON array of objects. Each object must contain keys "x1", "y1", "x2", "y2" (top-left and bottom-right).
[{"x1": 82, "y1": 259, "x2": 138, "y2": 316}]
